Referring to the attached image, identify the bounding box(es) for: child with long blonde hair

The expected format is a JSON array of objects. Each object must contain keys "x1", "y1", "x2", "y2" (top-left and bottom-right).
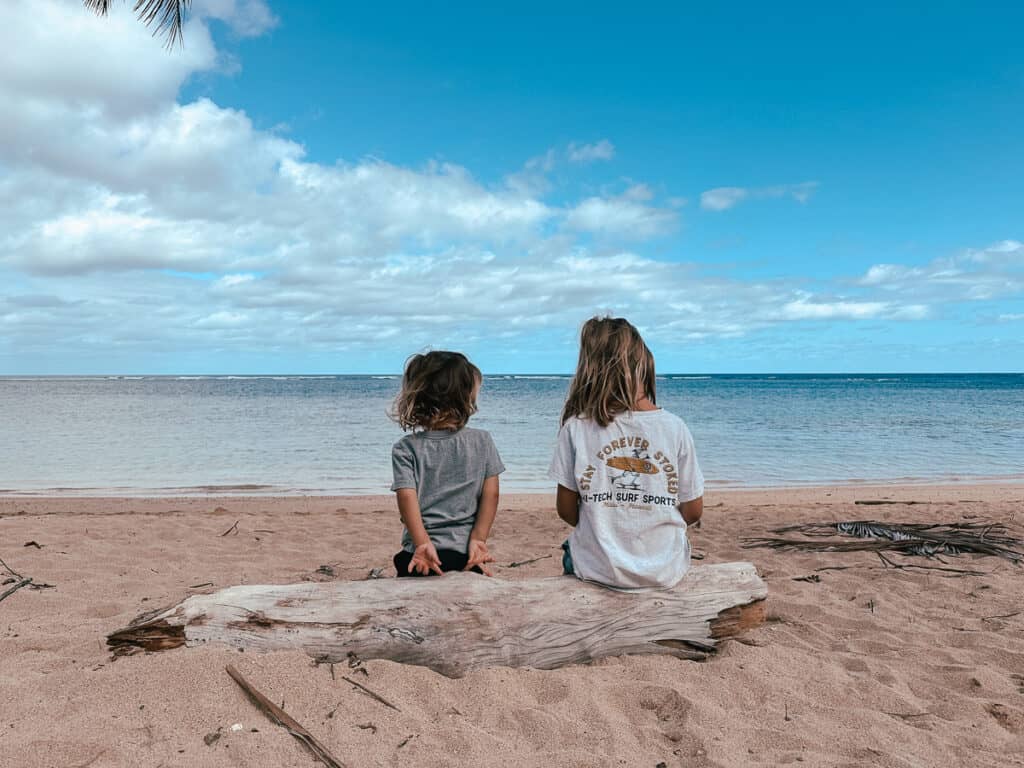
[
  {"x1": 390, "y1": 351, "x2": 504, "y2": 577},
  {"x1": 549, "y1": 317, "x2": 704, "y2": 589}
]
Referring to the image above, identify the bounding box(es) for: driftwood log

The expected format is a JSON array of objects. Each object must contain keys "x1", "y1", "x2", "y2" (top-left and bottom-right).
[{"x1": 108, "y1": 562, "x2": 766, "y2": 677}]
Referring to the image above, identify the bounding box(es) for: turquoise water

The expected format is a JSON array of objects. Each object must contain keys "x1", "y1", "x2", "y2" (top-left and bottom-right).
[{"x1": 0, "y1": 374, "x2": 1021, "y2": 495}]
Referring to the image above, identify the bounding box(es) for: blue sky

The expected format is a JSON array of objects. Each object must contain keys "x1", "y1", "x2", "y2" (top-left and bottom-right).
[{"x1": 1, "y1": 0, "x2": 1021, "y2": 373}]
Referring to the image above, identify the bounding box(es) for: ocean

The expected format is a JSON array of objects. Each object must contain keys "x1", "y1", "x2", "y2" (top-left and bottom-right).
[{"x1": 1, "y1": 374, "x2": 1021, "y2": 495}]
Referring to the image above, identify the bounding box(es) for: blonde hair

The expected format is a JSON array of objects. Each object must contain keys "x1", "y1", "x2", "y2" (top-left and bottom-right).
[
  {"x1": 392, "y1": 351, "x2": 481, "y2": 431},
  {"x1": 561, "y1": 317, "x2": 656, "y2": 427}
]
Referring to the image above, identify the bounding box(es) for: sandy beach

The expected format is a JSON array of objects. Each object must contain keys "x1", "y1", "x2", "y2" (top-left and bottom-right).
[{"x1": 1, "y1": 484, "x2": 1022, "y2": 768}]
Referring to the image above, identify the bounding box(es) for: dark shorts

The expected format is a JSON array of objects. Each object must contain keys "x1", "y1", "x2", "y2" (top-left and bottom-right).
[
  {"x1": 394, "y1": 548, "x2": 483, "y2": 577},
  {"x1": 561, "y1": 540, "x2": 575, "y2": 576}
]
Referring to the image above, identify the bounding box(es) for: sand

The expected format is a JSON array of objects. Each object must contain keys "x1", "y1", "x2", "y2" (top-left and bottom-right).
[{"x1": 1, "y1": 484, "x2": 1022, "y2": 768}]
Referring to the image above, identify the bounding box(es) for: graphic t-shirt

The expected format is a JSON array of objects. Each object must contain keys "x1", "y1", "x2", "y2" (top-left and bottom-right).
[{"x1": 548, "y1": 409, "x2": 704, "y2": 589}]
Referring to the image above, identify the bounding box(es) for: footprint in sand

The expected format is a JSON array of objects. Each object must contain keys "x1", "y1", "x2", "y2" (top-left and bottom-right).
[
  {"x1": 840, "y1": 656, "x2": 870, "y2": 675},
  {"x1": 89, "y1": 602, "x2": 127, "y2": 620},
  {"x1": 639, "y1": 685, "x2": 692, "y2": 742},
  {"x1": 495, "y1": 707, "x2": 563, "y2": 751},
  {"x1": 986, "y1": 703, "x2": 1024, "y2": 735},
  {"x1": 530, "y1": 676, "x2": 570, "y2": 705},
  {"x1": 1012, "y1": 673, "x2": 1024, "y2": 695}
]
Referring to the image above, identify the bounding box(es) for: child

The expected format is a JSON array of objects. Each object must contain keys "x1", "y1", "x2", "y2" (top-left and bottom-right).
[
  {"x1": 390, "y1": 351, "x2": 504, "y2": 577},
  {"x1": 548, "y1": 317, "x2": 704, "y2": 589}
]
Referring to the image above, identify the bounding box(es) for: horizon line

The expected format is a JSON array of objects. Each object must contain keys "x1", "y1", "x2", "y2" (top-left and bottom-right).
[{"x1": 2, "y1": 372, "x2": 1022, "y2": 378}]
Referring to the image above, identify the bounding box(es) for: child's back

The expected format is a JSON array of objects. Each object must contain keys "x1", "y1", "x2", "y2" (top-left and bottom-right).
[
  {"x1": 392, "y1": 426, "x2": 503, "y2": 556},
  {"x1": 549, "y1": 316, "x2": 704, "y2": 589},
  {"x1": 390, "y1": 351, "x2": 504, "y2": 576},
  {"x1": 551, "y1": 408, "x2": 702, "y2": 588}
]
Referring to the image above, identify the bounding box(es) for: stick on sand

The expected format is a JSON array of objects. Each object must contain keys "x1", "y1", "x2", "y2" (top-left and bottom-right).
[
  {"x1": 0, "y1": 578, "x2": 32, "y2": 605},
  {"x1": 225, "y1": 664, "x2": 346, "y2": 768},
  {"x1": 341, "y1": 675, "x2": 401, "y2": 711}
]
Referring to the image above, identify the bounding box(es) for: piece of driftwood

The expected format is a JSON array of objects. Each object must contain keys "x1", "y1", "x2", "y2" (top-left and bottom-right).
[
  {"x1": 225, "y1": 664, "x2": 345, "y2": 768},
  {"x1": 1, "y1": 554, "x2": 24, "y2": 580},
  {"x1": 107, "y1": 563, "x2": 766, "y2": 677},
  {"x1": 0, "y1": 578, "x2": 33, "y2": 605},
  {"x1": 0, "y1": 554, "x2": 53, "y2": 604}
]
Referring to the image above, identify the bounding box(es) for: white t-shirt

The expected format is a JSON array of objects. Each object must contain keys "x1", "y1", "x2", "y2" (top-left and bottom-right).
[{"x1": 548, "y1": 409, "x2": 704, "y2": 590}]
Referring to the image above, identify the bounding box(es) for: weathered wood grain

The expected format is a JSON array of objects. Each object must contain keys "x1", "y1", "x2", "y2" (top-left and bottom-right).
[{"x1": 108, "y1": 562, "x2": 767, "y2": 677}]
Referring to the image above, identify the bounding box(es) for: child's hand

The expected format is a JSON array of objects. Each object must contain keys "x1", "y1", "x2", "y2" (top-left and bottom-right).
[
  {"x1": 409, "y1": 542, "x2": 444, "y2": 576},
  {"x1": 464, "y1": 538, "x2": 495, "y2": 576}
]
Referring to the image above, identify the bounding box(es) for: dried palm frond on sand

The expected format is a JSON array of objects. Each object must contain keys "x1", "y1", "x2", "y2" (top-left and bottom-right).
[{"x1": 742, "y1": 520, "x2": 1023, "y2": 564}]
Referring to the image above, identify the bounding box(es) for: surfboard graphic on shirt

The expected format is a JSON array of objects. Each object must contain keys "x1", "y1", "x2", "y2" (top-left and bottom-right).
[
  {"x1": 606, "y1": 449, "x2": 660, "y2": 491},
  {"x1": 605, "y1": 456, "x2": 659, "y2": 474}
]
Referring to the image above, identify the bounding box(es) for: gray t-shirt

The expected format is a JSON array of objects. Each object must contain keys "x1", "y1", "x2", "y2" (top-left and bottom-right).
[{"x1": 391, "y1": 427, "x2": 505, "y2": 553}]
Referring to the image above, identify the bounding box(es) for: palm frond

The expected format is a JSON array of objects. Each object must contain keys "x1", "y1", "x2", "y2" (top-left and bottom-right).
[
  {"x1": 83, "y1": 0, "x2": 192, "y2": 48},
  {"x1": 742, "y1": 520, "x2": 1023, "y2": 563}
]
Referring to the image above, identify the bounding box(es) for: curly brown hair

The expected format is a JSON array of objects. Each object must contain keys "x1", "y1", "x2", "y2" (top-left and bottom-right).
[
  {"x1": 561, "y1": 316, "x2": 657, "y2": 427},
  {"x1": 392, "y1": 351, "x2": 482, "y2": 431}
]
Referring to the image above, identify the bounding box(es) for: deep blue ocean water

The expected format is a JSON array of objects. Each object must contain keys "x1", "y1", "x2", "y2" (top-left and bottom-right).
[{"x1": 0, "y1": 374, "x2": 1021, "y2": 495}]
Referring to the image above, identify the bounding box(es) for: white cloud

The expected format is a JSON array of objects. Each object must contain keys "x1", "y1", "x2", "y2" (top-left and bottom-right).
[
  {"x1": 623, "y1": 183, "x2": 654, "y2": 201},
  {"x1": 506, "y1": 141, "x2": 617, "y2": 193},
  {"x1": 781, "y1": 299, "x2": 887, "y2": 320},
  {"x1": 194, "y1": 0, "x2": 278, "y2": 37},
  {"x1": 194, "y1": 310, "x2": 249, "y2": 328},
  {"x1": 783, "y1": 182, "x2": 818, "y2": 203},
  {"x1": 504, "y1": 149, "x2": 556, "y2": 195},
  {"x1": 1, "y1": 96, "x2": 304, "y2": 223},
  {"x1": 509, "y1": 140, "x2": 615, "y2": 192},
  {"x1": 0, "y1": 2, "x2": 1020, "y2": 369},
  {"x1": 964, "y1": 239, "x2": 1023, "y2": 266},
  {"x1": 217, "y1": 273, "x2": 258, "y2": 287},
  {"x1": 9, "y1": 202, "x2": 246, "y2": 275},
  {"x1": 0, "y1": 1, "x2": 223, "y2": 121},
  {"x1": 888, "y1": 305, "x2": 931, "y2": 320},
  {"x1": 700, "y1": 187, "x2": 748, "y2": 212},
  {"x1": 278, "y1": 157, "x2": 553, "y2": 244},
  {"x1": 564, "y1": 196, "x2": 677, "y2": 238},
  {"x1": 986, "y1": 239, "x2": 1023, "y2": 254},
  {"x1": 860, "y1": 264, "x2": 922, "y2": 286},
  {"x1": 567, "y1": 139, "x2": 615, "y2": 164},
  {"x1": 857, "y1": 241, "x2": 1024, "y2": 303},
  {"x1": 780, "y1": 297, "x2": 928, "y2": 321},
  {"x1": 700, "y1": 181, "x2": 819, "y2": 211}
]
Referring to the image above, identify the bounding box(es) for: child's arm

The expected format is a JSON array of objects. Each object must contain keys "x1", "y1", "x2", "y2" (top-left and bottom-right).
[
  {"x1": 678, "y1": 496, "x2": 703, "y2": 526},
  {"x1": 675, "y1": 422, "x2": 705, "y2": 528},
  {"x1": 396, "y1": 488, "x2": 443, "y2": 576},
  {"x1": 464, "y1": 475, "x2": 499, "y2": 576},
  {"x1": 556, "y1": 484, "x2": 580, "y2": 526},
  {"x1": 549, "y1": 422, "x2": 579, "y2": 527}
]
